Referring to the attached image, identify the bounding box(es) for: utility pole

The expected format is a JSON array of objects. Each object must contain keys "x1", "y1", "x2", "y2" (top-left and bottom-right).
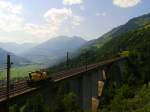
[
  {"x1": 85, "y1": 51, "x2": 88, "y2": 71},
  {"x1": 6, "y1": 54, "x2": 11, "y2": 112},
  {"x1": 66, "y1": 52, "x2": 69, "y2": 69}
]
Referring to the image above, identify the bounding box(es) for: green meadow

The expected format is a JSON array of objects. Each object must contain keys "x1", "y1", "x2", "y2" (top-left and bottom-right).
[{"x1": 0, "y1": 64, "x2": 44, "y2": 80}]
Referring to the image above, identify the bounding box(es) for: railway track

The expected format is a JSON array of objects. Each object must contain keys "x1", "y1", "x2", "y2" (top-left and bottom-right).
[
  {"x1": 51, "y1": 56, "x2": 125, "y2": 82},
  {"x1": 0, "y1": 81, "x2": 29, "y2": 99}
]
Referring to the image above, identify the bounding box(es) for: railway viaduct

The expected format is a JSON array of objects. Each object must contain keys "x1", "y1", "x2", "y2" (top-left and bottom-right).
[{"x1": 0, "y1": 56, "x2": 134, "y2": 112}]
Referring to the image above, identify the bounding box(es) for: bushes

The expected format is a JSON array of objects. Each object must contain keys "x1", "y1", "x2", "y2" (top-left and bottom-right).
[
  {"x1": 50, "y1": 92, "x2": 82, "y2": 112},
  {"x1": 62, "y1": 92, "x2": 81, "y2": 112},
  {"x1": 101, "y1": 84, "x2": 150, "y2": 112},
  {"x1": 22, "y1": 94, "x2": 47, "y2": 112}
]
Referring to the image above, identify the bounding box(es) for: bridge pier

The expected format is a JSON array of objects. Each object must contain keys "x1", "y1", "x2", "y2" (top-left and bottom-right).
[
  {"x1": 92, "y1": 97, "x2": 100, "y2": 112},
  {"x1": 82, "y1": 72, "x2": 92, "y2": 111},
  {"x1": 68, "y1": 77, "x2": 83, "y2": 106},
  {"x1": 63, "y1": 58, "x2": 125, "y2": 110},
  {"x1": 81, "y1": 69, "x2": 102, "y2": 111},
  {"x1": 91, "y1": 69, "x2": 107, "y2": 112},
  {"x1": 91, "y1": 70, "x2": 101, "y2": 97}
]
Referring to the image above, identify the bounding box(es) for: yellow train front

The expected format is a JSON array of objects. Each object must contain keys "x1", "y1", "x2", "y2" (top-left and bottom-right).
[
  {"x1": 119, "y1": 51, "x2": 129, "y2": 57},
  {"x1": 27, "y1": 70, "x2": 48, "y2": 86}
]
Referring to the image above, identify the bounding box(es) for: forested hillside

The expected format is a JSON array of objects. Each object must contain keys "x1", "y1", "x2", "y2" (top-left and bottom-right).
[
  {"x1": 81, "y1": 13, "x2": 150, "y2": 50},
  {"x1": 49, "y1": 13, "x2": 150, "y2": 74},
  {"x1": 47, "y1": 14, "x2": 150, "y2": 112}
]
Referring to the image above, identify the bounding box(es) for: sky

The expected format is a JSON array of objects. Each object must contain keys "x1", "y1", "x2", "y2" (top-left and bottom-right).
[{"x1": 0, "y1": 0, "x2": 149, "y2": 43}]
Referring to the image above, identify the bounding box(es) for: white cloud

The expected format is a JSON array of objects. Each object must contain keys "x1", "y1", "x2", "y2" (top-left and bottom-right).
[
  {"x1": 96, "y1": 12, "x2": 106, "y2": 17},
  {"x1": 0, "y1": 1, "x2": 22, "y2": 14},
  {"x1": 0, "y1": 1, "x2": 23, "y2": 32},
  {"x1": 44, "y1": 8, "x2": 72, "y2": 26},
  {"x1": 24, "y1": 8, "x2": 82, "y2": 39},
  {"x1": 71, "y1": 15, "x2": 82, "y2": 26},
  {"x1": 44, "y1": 8, "x2": 82, "y2": 26},
  {"x1": 24, "y1": 24, "x2": 57, "y2": 38},
  {"x1": 113, "y1": 0, "x2": 141, "y2": 8},
  {"x1": 80, "y1": 5, "x2": 85, "y2": 11},
  {"x1": 0, "y1": 13, "x2": 24, "y2": 32},
  {"x1": 63, "y1": 0, "x2": 82, "y2": 5},
  {"x1": 0, "y1": 1, "x2": 83, "y2": 43}
]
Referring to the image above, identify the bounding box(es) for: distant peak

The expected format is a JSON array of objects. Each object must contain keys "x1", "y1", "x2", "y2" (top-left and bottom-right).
[{"x1": 46, "y1": 35, "x2": 86, "y2": 42}]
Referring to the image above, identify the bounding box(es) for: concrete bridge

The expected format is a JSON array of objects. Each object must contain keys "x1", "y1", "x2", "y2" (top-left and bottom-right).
[{"x1": 0, "y1": 56, "x2": 133, "y2": 112}]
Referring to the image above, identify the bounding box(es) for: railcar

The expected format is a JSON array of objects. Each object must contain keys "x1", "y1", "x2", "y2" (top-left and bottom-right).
[
  {"x1": 27, "y1": 70, "x2": 49, "y2": 86},
  {"x1": 119, "y1": 51, "x2": 129, "y2": 57}
]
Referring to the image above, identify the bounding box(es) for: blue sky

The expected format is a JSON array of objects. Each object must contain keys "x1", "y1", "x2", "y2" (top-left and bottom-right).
[{"x1": 0, "y1": 0, "x2": 149, "y2": 43}]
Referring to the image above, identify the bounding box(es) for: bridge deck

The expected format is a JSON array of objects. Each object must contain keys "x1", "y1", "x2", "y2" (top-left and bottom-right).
[
  {"x1": 0, "y1": 56, "x2": 127, "y2": 103},
  {"x1": 51, "y1": 56, "x2": 127, "y2": 82}
]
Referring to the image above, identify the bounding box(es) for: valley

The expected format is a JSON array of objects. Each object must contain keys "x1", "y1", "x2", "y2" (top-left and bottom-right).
[{"x1": 0, "y1": 1, "x2": 149, "y2": 110}]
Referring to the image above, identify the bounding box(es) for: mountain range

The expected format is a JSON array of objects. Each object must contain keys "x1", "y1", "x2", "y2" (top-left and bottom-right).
[
  {"x1": 0, "y1": 42, "x2": 36, "y2": 55},
  {"x1": 20, "y1": 36, "x2": 86, "y2": 66},
  {"x1": 48, "y1": 13, "x2": 150, "y2": 72},
  {"x1": 0, "y1": 36, "x2": 86, "y2": 67},
  {"x1": 0, "y1": 13, "x2": 149, "y2": 68},
  {"x1": 81, "y1": 13, "x2": 150, "y2": 51},
  {"x1": 0, "y1": 48, "x2": 30, "y2": 68}
]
